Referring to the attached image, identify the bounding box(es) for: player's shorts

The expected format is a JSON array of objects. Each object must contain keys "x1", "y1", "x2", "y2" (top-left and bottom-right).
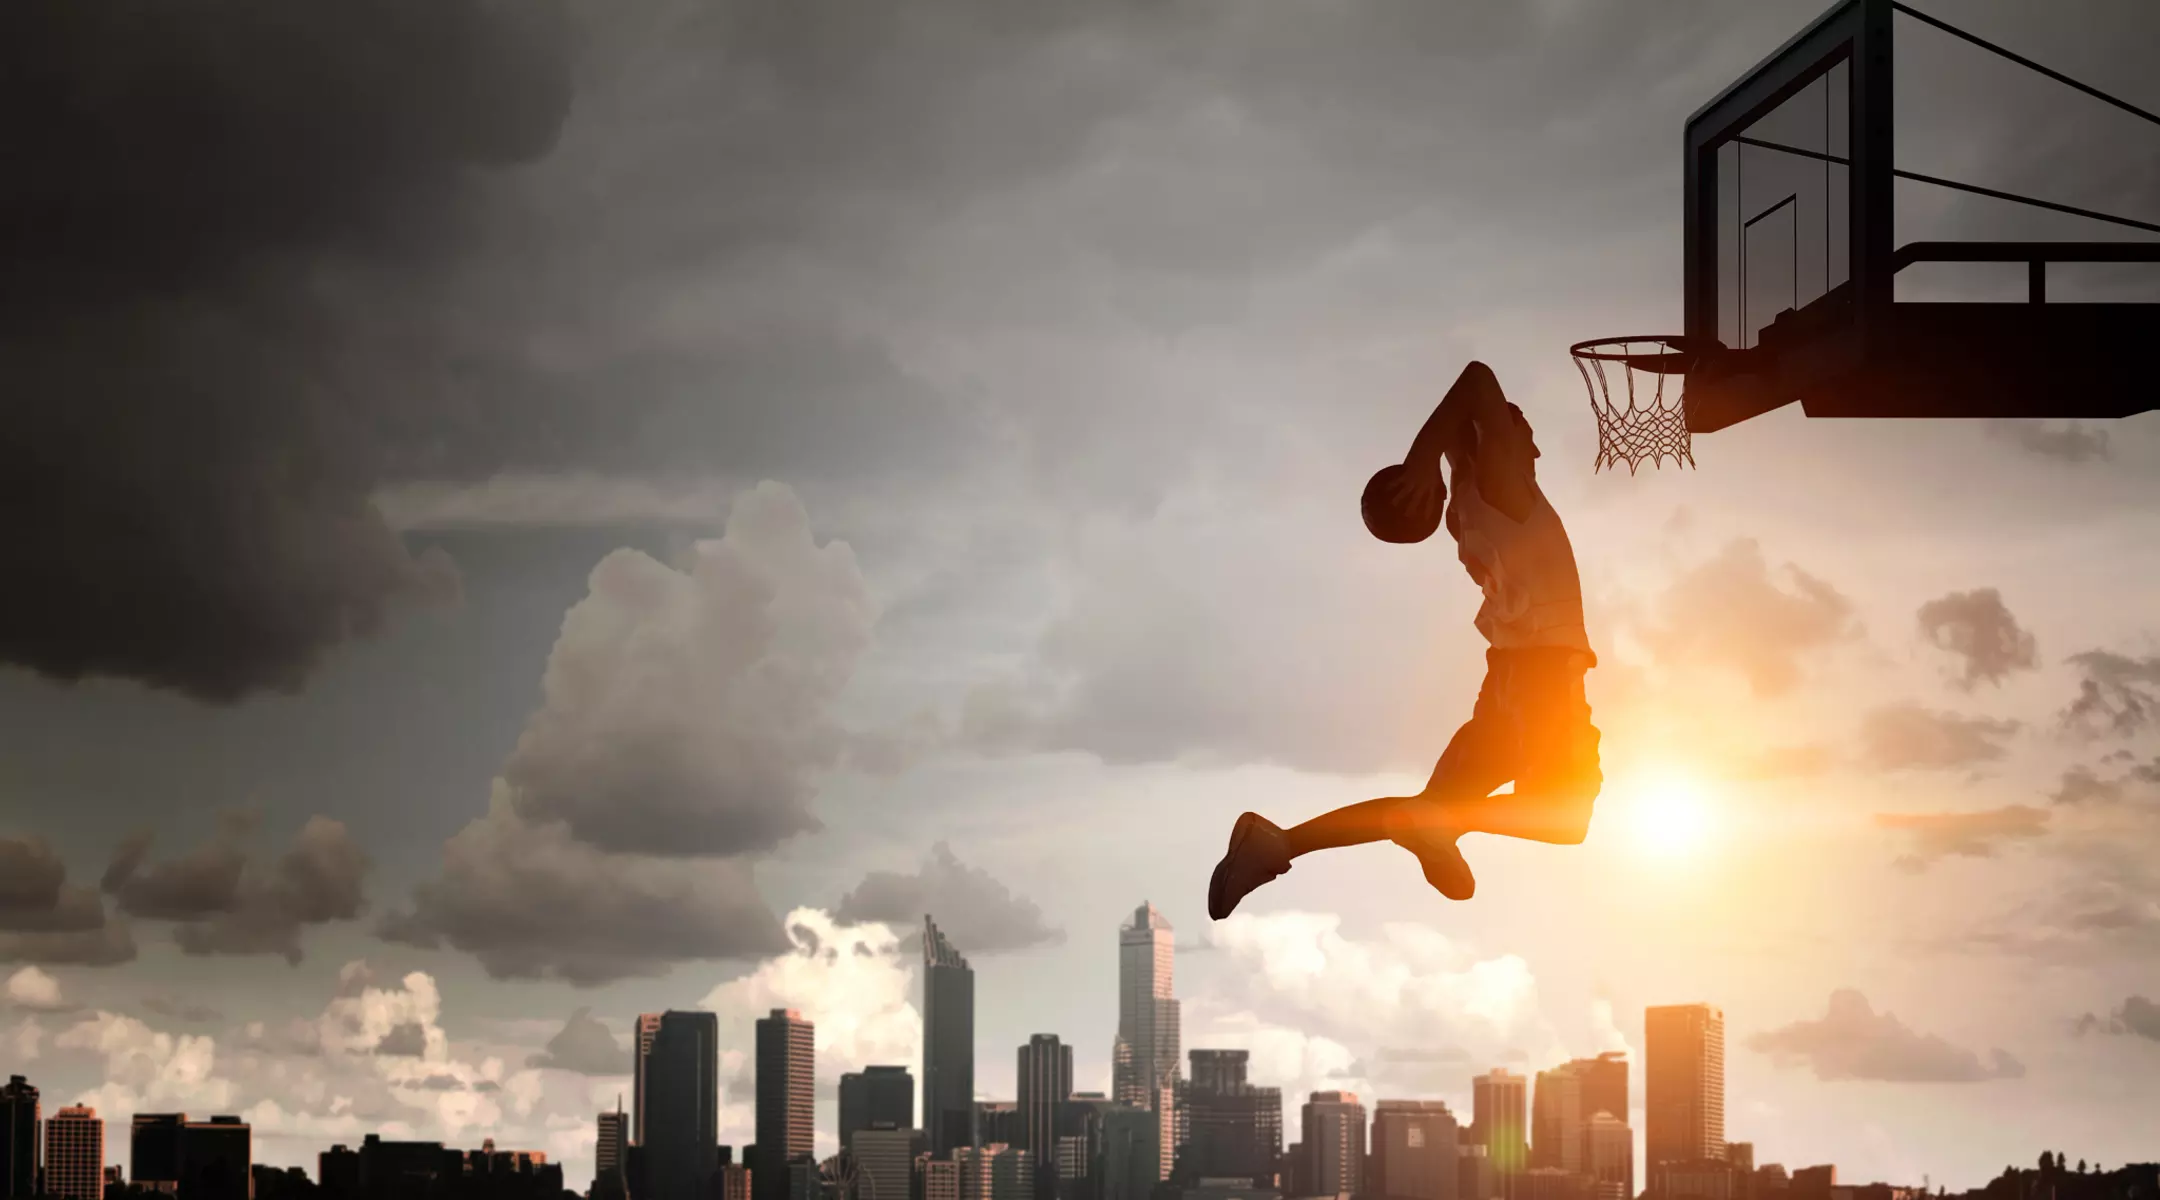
[{"x1": 1433, "y1": 646, "x2": 1603, "y2": 800}]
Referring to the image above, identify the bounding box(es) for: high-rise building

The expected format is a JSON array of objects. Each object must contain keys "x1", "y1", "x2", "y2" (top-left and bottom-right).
[
  {"x1": 1173, "y1": 1051, "x2": 1281, "y2": 1189},
  {"x1": 1018, "y1": 1037, "x2": 1074, "y2": 1198},
  {"x1": 1299, "y1": 1092, "x2": 1366, "y2": 1197},
  {"x1": 757, "y1": 1010, "x2": 816, "y2": 1200},
  {"x1": 1115, "y1": 904, "x2": 1180, "y2": 1181},
  {"x1": 0, "y1": 1076, "x2": 36, "y2": 1200},
  {"x1": 43, "y1": 1107, "x2": 102, "y2": 1200},
  {"x1": 634, "y1": 1014, "x2": 666, "y2": 1146},
  {"x1": 647, "y1": 1010, "x2": 721, "y2": 1200},
  {"x1": 1578, "y1": 1055, "x2": 1627, "y2": 1127},
  {"x1": 1054, "y1": 1095, "x2": 1119, "y2": 1200},
  {"x1": 597, "y1": 1101, "x2": 631, "y2": 1192},
  {"x1": 1586, "y1": 1114, "x2": 1633, "y2": 1200},
  {"x1": 722, "y1": 1163, "x2": 753, "y2": 1200},
  {"x1": 1644, "y1": 1006, "x2": 1724, "y2": 1171},
  {"x1": 131, "y1": 1114, "x2": 186, "y2": 1194},
  {"x1": 925, "y1": 916, "x2": 978, "y2": 1160},
  {"x1": 179, "y1": 1116, "x2": 250, "y2": 1200},
  {"x1": 842, "y1": 1068, "x2": 916, "y2": 1153},
  {"x1": 957, "y1": 1145, "x2": 1036, "y2": 1200},
  {"x1": 1471, "y1": 1071, "x2": 1527, "y2": 1179},
  {"x1": 1098, "y1": 1107, "x2": 1161, "y2": 1200},
  {"x1": 856, "y1": 1126, "x2": 927, "y2": 1200},
  {"x1": 1530, "y1": 1066, "x2": 1583, "y2": 1174},
  {"x1": 1370, "y1": 1100, "x2": 1459, "y2": 1200}
]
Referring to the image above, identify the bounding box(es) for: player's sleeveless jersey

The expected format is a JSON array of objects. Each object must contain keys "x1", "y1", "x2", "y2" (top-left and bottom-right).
[{"x1": 1445, "y1": 464, "x2": 1592, "y2": 654}]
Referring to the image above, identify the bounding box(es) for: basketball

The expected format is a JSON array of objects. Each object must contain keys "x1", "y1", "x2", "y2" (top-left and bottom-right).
[{"x1": 1362, "y1": 463, "x2": 1443, "y2": 545}]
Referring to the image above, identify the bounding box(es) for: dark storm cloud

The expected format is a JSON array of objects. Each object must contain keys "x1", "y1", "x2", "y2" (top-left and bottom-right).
[
  {"x1": 1750, "y1": 990, "x2": 2024, "y2": 1082},
  {"x1": 105, "y1": 814, "x2": 371, "y2": 964},
  {"x1": 1635, "y1": 539, "x2": 1862, "y2": 696},
  {"x1": 2050, "y1": 765, "x2": 2128, "y2": 806},
  {"x1": 1875, "y1": 805, "x2": 2049, "y2": 871},
  {"x1": 0, "y1": 0, "x2": 564, "y2": 701},
  {"x1": 1859, "y1": 703, "x2": 2020, "y2": 771},
  {"x1": 379, "y1": 798, "x2": 789, "y2": 986},
  {"x1": 835, "y1": 842, "x2": 1063, "y2": 955},
  {"x1": 2062, "y1": 650, "x2": 2160, "y2": 737},
  {"x1": 526, "y1": 1008, "x2": 630, "y2": 1076},
  {"x1": 0, "y1": 835, "x2": 135, "y2": 966},
  {"x1": 1916, "y1": 589, "x2": 2039, "y2": 690},
  {"x1": 2074, "y1": 996, "x2": 2160, "y2": 1042}
]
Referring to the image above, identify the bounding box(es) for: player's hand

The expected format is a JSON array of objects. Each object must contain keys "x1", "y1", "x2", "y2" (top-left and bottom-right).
[{"x1": 1389, "y1": 460, "x2": 1442, "y2": 520}]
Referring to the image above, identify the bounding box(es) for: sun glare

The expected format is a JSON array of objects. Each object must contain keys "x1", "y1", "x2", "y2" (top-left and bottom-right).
[{"x1": 1622, "y1": 768, "x2": 1716, "y2": 859}]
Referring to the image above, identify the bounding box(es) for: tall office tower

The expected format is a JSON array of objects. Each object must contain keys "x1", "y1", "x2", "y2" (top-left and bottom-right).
[
  {"x1": 1097, "y1": 1107, "x2": 1161, "y2": 1200},
  {"x1": 179, "y1": 1117, "x2": 251, "y2": 1200},
  {"x1": 721, "y1": 1163, "x2": 753, "y2": 1200},
  {"x1": 1018, "y1": 1037, "x2": 1074, "y2": 1198},
  {"x1": 598, "y1": 1101, "x2": 631, "y2": 1189},
  {"x1": 1530, "y1": 1065, "x2": 1584, "y2": 1173},
  {"x1": 1299, "y1": 1092, "x2": 1366, "y2": 1198},
  {"x1": 856, "y1": 1125, "x2": 927, "y2": 1200},
  {"x1": 1174, "y1": 1050, "x2": 1282, "y2": 1188},
  {"x1": 130, "y1": 1114, "x2": 185, "y2": 1193},
  {"x1": 648, "y1": 1010, "x2": 721, "y2": 1200},
  {"x1": 1644, "y1": 1005, "x2": 1725, "y2": 1171},
  {"x1": 1586, "y1": 1114, "x2": 1633, "y2": 1200},
  {"x1": 1054, "y1": 1094, "x2": 1118, "y2": 1200},
  {"x1": 42, "y1": 1107, "x2": 102, "y2": 1200},
  {"x1": 1370, "y1": 1100, "x2": 1460, "y2": 1200},
  {"x1": 1471, "y1": 1071, "x2": 1528, "y2": 1179},
  {"x1": 841, "y1": 1068, "x2": 916, "y2": 1153},
  {"x1": 757, "y1": 1009, "x2": 816, "y2": 1200},
  {"x1": 0, "y1": 1077, "x2": 36, "y2": 1200},
  {"x1": 975, "y1": 1104, "x2": 1025, "y2": 1151},
  {"x1": 636, "y1": 1013, "x2": 667, "y2": 1146},
  {"x1": 1578, "y1": 1054, "x2": 1627, "y2": 1125},
  {"x1": 925, "y1": 916, "x2": 978, "y2": 1160},
  {"x1": 1114, "y1": 904, "x2": 1179, "y2": 1181}
]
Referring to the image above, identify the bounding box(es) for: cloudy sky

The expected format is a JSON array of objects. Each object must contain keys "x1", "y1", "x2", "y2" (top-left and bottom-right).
[{"x1": 4, "y1": 0, "x2": 2159, "y2": 1190}]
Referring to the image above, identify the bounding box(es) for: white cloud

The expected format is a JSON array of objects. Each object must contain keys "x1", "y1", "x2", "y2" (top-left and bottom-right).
[
  {"x1": 699, "y1": 909, "x2": 921, "y2": 1087},
  {"x1": 5, "y1": 965, "x2": 65, "y2": 1012}
]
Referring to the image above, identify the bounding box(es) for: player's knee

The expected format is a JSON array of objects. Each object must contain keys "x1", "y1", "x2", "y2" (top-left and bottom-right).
[{"x1": 1541, "y1": 780, "x2": 1600, "y2": 844}]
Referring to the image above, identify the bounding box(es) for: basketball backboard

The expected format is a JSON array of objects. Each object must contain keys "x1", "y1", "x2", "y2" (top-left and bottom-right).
[{"x1": 1675, "y1": 0, "x2": 2160, "y2": 434}]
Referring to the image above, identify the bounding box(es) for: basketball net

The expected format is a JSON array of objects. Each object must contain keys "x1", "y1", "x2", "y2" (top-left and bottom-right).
[{"x1": 1571, "y1": 337, "x2": 1696, "y2": 473}]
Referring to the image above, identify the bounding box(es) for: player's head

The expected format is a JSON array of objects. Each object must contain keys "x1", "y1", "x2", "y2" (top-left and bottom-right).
[{"x1": 1361, "y1": 463, "x2": 1444, "y2": 544}]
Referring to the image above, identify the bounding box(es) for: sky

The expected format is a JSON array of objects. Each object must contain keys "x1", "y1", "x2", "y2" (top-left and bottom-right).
[{"x1": 3, "y1": 0, "x2": 2159, "y2": 1191}]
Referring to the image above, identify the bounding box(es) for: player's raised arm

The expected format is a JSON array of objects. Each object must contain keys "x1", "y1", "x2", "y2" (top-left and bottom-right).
[{"x1": 1402, "y1": 361, "x2": 1511, "y2": 474}]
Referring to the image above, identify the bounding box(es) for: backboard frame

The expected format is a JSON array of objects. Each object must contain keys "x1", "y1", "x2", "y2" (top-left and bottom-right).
[{"x1": 1682, "y1": 0, "x2": 1892, "y2": 433}]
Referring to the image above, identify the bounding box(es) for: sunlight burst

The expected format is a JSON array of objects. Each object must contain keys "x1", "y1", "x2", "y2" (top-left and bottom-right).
[{"x1": 1623, "y1": 768, "x2": 1716, "y2": 859}]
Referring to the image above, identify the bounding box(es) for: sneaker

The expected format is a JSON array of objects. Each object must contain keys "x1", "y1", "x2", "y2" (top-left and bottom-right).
[{"x1": 1208, "y1": 812, "x2": 1292, "y2": 920}]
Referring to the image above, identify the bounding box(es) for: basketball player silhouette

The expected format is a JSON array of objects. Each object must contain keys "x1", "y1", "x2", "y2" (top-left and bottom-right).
[{"x1": 1208, "y1": 362, "x2": 1603, "y2": 916}]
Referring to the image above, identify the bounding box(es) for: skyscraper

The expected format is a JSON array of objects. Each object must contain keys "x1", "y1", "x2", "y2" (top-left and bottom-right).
[
  {"x1": 635, "y1": 1013, "x2": 666, "y2": 1146},
  {"x1": 1018, "y1": 1037, "x2": 1073, "y2": 1199},
  {"x1": 1472, "y1": 1071, "x2": 1527, "y2": 1179},
  {"x1": 130, "y1": 1115, "x2": 186, "y2": 1193},
  {"x1": 956, "y1": 1144, "x2": 1036, "y2": 1200},
  {"x1": 647, "y1": 1010, "x2": 721, "y2": 1200},
  {"x1": 841, "y1": 1068, "x2": 915, "y2": 1153},
  {"x1": 597, "y1": 1101, "x2": 631, "y2": 1191},
  {"x1": 43, "y1": 1107, "x2": 102, "y2": 1200},
  {"x1": 757, "y1": 1009, "x2": 816, "y2": 1200},
  {"x1": 1114, "y1": 903, "x2": 1179, "y2": 1180},
  {"x1": 1173, "y1": 1050, "x2": 1281, "y2": 1188},
  {"x1": 1644, "y1": 1005, "x2": 1724, "y2": 1171},
  {"x1": 0, "y1": 1076, "x2": 35, "y2": 1200},
  {"x1": 179, "y1": 1116, "x2": 250, "y2": 1200},
  {"x1": 1300, "y1": 1091, "x2": 1366, "y2": 1197},
  {"x1": 1370, "y1": 1100, "x2": 1460, "y2": 1200},
  {"x1": 925, "y1": 916, "x2": 977, "y2": 1160},
  {"x1": 1578, "y1": 1054, "x2": 1627, "y2": 1127},
  {"x1": 1530, "y1": 1065, "x2": 1583, "y2": 1173}
]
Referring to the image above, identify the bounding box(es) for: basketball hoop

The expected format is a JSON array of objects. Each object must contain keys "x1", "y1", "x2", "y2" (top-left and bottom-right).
[{"x1": 1571, "y1": 336, "x2": 1699, "y2": 473}]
